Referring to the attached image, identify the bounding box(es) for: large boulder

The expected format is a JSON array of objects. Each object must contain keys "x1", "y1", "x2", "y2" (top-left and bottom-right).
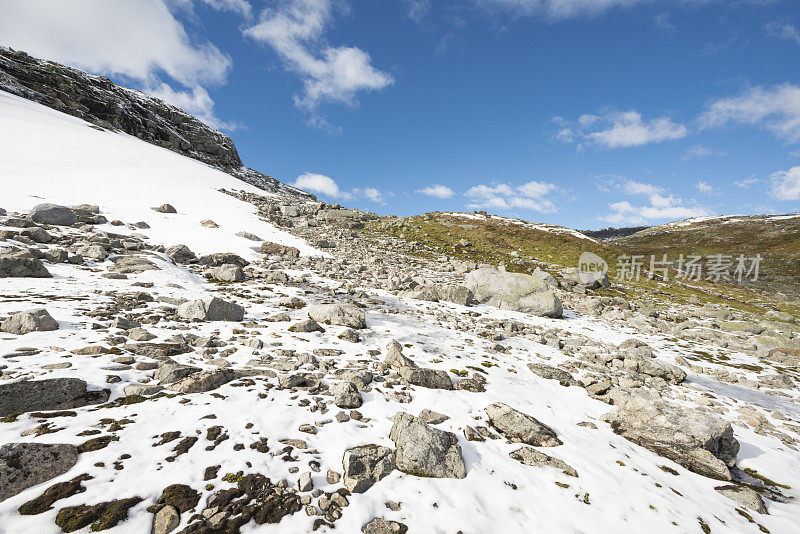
[
  {"x1": 1, "y1": 308, "x2": 59, "y2": 335},
  {"x1": 108, "y1": 255, "x2": 159, "y2": 274},
  {"x1": 165, "y1": 244, "x2": 196, "y2": 264},
  {"x1": 260, "y1": 241, "x2": 300, "y2": 259},
  {"x1": 331, "y1": 381, "x2": 363, "y2": 409},
  {"x1": 0, "y1": 249, "x2": 51, "y2": 278},
  {"x1": 0, "y1": 378, "x2": 109, "y2": 417},
  {"x1": 399, "y1": 366, "x2": 453, "y2": 390},
  {"x1": 308, "y1": 303, "x2": 367, "y2": 329},
  {"x1": 154, "y1": 363, "x2": 201, "y2": 385},
  {"x1": 197, "y1": 253, "x2": 249, "y2": 268},
  {"x1": 605, "y1": 388, "x2": 739, "y2": 480},
  {"x1": 342, "y1": 444, "x2": 395, "y2": 493},
  {"x1": 464, "y1": 267, "x2": 562, "y2": 317},
  {"x1": 389, "y1": 412, "x2": 466, "y2": 479},
  {"x1": 622, "y1": 351, "x2": 686, "y2": 384},
  {"x1": 0, "y1": 443, "x2": 80, "y2": 502},
  {"x1": 28, "y1": 203, "x2": 76, "y2": 226},
  {"x1": 166, "y1": 369, "x2": 239, "y2": 393},
  {"x1": 211, "y1": 264, "x2": 244, "y2": 283},
  {"x1": 177, "y1": 297, "x2": 244, "y2": 322},
  {"x1": 527, "y1": 363, "x2": 577, "y2": 386},
  {"x1": 485, "y1": 402, "x2": 562, "y2": 447}
]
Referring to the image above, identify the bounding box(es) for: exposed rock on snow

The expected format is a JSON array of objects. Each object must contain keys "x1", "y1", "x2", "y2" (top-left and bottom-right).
[
  {"x1": 0, "y1": 378, "x2": 109, "y2": 416},
  {"x1": 509, "y1": 447, "x2": 578, "y2": 477},
  {"x1": 465, "y1": 267, "x2": 563, "y2": 317},
  {"x1": 485, "y1": 402, "x2": 562, "y2": 447},
  {"x1": 0, "y1": 443, "x2": 80, "y2": 502},
  {"x1": 606, "y1": 388, "x2": 739, "y2": 480},
  {"x1": 1, "y1": 308, "x2": 58, "y2": 334},
  {"x1": 28, "y1": 203, "x2": 77, "y2": 226},
  {"x1": 390, "y1": 412, "x2": 466, "y2": 479},
  {"x1": 177, "y1": 297, "x2": 244, "y2": 322},
  {"x1": 342, "y1": 444, "x2": 396, "y2": 493},
  {"x1": 308, "y1": 303, "x2": 367, "y2": 329},
  {"x1": 0, "y1": 249, "x2": 51, "y2": 278},
  {"x1": 715, "y1": 484, "x2": 768, "y2": 514}
]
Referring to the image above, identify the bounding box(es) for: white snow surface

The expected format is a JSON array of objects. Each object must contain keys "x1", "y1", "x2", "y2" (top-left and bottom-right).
[
  {"x1": 0, "y1": 92, "x2": 316, "y2": 260},
  {"x1": 0, "y1": 92, "x2": 798, "y2": 534}
]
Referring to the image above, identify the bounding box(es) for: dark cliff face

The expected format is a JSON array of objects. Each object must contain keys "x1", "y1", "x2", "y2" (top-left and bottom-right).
[
  {"x1": 0, "y1": 47, "x2": 242, "y2": 169},
  {"x1": 0, "y1": 47, "x2": 315, "y2": 199}
]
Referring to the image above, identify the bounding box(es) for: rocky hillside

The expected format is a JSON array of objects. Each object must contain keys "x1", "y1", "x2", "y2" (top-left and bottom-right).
[
  {"x1": 0, "y1": 47, "x2": 310, "y2": 199},
  {"x1": 613, "y1": 214, "x2": 800, "y2": 296},
  {"x1": 1, "y1": 64, "x2": 800, "y2": 534}
]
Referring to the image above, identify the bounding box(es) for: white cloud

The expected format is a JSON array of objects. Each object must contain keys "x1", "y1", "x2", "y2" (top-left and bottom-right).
[
  {"x1": 474, "y1": 0, "x2": 649, "y2": 20},
  {"x1": 765, "y1": 21, "x2": 800, "y2": 45},
  {"x1": 734, "y1": 177, "x2": 759, "y2": 189},
  {"x1": 699, "y1": 83, "x2": 800, "y2": 143},
  {"x1": 416, "y1": 185, "x2": 455, "y2": 198},
  {"x1": 291, "y1": 172, "x2": 341, "y2": 197},
  {"x1": 770, "y1": 166, "x2": 800, "y2": 200},
  {"x1": 600, "y1": 178, "x2": 711, "y2": 224},
  {"x1": 696, "y1": 180, "x2": 714, "y2": 193},
  {"x1": 404, "y1": 0, "x2": 432, "y2": 25},
  {"x1": 147, "y1": 82, "x2": 238, "y2": 131},
  {"x1": 354, "y1": 187, "x2": 386, "y2": 203},
  {"x1": 682, "y1": 144, "x2": 726, "y2": 160},
  {"x1": 244, "y1": 0, "x2": 393, "y2": 113},
  {"x1": 555, "y1": 110, "x2": 688, "y2": 149},
  {"x1": 290, "y1": 173, "x2": 388, "y2": 203},
  {"x1": 0, "y1": 0, "x2": 235, "y2": 129},
  {"x1": 465, "y1": 180, "x2": 557, "y2": 213}
]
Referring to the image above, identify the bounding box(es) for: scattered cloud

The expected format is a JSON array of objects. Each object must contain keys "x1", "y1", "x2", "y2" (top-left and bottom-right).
[
  {"x1": 473, "y1": 0, "x2": 650, "y2": 20},
  {"x1": 734, "y1": 177, "x2": 759, "y2": 188},
  {"x1": 554, "y1": 110, "x2": 688, "y2": 149},
  {"x1": 244, "y1": 0, "x2": 393, "y2": 122},
  {"x1": 699, "y1": 83, "x2": 800, "y2": 143},
  {"x1": 464, "y1": 180, "x2": 557, "y2": 213},
  {"x1": 654, "y1": 12, "x2": 676, "y2": 32},
  {"x1": 600, "y1": 178, "x2": 711, "y2": 225},
  {"x1": 291, "y1": 172, "x2": 342, "y2": 197},
  {"x1": 353, "y1": 187, "x2": 386, "y2": 203},
  {"x1": 416, "y1": 184, "x2": 455, "y2": 198},
  {"x1": 765, "y1": 21, "x2": 800, "y2": 45},
  {"x1": 0, "y1": 0, "x2": 237, "y2": 129},
  {"x1": 290, "y1": 172, "x2": 388, "y2": 203},
  {"x1": 696, "y1": 180, "x2": 714, "y2": 193},
  {"x1": 770, "y1": 166, "x2": 800, "y2": 200},
  {"x1": 682, "y1": 144, "x2": 727, "y2": 160},
  {"x1": 404, "y1": 0, "x2": 432, "y2": 26}
]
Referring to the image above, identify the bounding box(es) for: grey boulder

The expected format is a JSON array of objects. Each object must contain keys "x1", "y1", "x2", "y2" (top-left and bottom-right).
[
  {"x1": 0, "y1": 443, "x2": 80, "y2": 502},
  {"x1": 28, "y1": 203, "x2": 77, "y2": 226},
  {"x1": 465, "y1": 267, "x2": 562, "y2": 317},
  {"x1": 342, "y1": 444, "x2": 395, "y2": 493},
  {"x1": 390, "y1": 412, "x2": 466, "y2": 479},
  {"x1": 0, "y1": 377, "x2": 109, "y2": 417},
  {"x1": 0, "y1": 249, "x2": 51, "y2": 278},
  {"x1": 331, "y1": 381, "x2": 363, "y2": 409},
  {"x1": 485, "y1": 402, "x2": 562, "y2": 447},
  {"x1": 177, "y1": 297, "x2": 244, "y2": 322},
  {"x1": 308, "y1": 303, "x2": 367, "y2": 329},
  {"x1": 211, "y1": 263, "x2": 244, "y2": 283},
  {"x1": 1, "y1": 308, "x2": 59, "y2": 335},
  {"x1": 605, "y1": 388, "x2": 739, "y2": 480},
  {"x1": 509, "y1": 446, "x2": 578, "y2": 477},
  {"x1": 715, "y1": 485, "x2": 768, "y2": 514},
  {"x1": 399, "y1": 366, "x2": 453, "y2": 390},
  {"x1": 165, "y1": 244, "x2": 197, "y2": 264}
]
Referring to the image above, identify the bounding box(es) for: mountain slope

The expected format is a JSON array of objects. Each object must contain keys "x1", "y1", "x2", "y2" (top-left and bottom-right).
[
  {"x1": 0, "y1": 91, "x2": 314, "y2": 260},
  {"x1": 613, "y1": 214, "x2": 800, "y2": 296}
]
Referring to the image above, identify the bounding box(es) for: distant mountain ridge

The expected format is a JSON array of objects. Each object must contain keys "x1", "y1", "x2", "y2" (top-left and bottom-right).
[{"x1": 0, "y1": 47, "x2": 312, "y2": 199}]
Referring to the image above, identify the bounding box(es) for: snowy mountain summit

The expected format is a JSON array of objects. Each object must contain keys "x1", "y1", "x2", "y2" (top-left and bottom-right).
[{"x1": 1, "y1": 52, "x2": 799, "y2": 534}]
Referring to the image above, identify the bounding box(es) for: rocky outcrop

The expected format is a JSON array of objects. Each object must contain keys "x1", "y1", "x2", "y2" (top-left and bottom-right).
[
  {"x1": 0, "y1": 47, "x2": 314, "y2": 198},
  {"x1": 0, "y1": 443, "x2": 80, "y2": 502},
  {"x1": 465, "y1": 267, "x2": 563, "y2": 317},
  {"x1": 605, "y1": 388, "x2": 740, "y2": 480},
  {"x1": 0, "y1": 378, "x2": 109, "y2": 416}
]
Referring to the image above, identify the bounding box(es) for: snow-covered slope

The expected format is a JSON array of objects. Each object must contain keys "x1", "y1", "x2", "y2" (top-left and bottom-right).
[{"x1": 0, "y1": 92, "x2": 315, "y2": 259}]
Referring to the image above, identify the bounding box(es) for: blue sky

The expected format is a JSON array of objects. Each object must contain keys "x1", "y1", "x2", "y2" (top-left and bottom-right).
[{"x1": 2, "y1": 0, "x2": 800, "y2": 228}]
